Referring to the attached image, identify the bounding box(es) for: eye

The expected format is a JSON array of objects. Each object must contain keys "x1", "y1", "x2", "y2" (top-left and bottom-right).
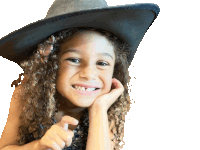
[
  {"x1": 66, "y1": 58, "x2": 109, "y2": 66},
  {"x1": 66, "y1": 58, "x2": 80, "y2": 63},
  {"x1": 98, "y1": 61, "x2": 109, "y2": 66}
]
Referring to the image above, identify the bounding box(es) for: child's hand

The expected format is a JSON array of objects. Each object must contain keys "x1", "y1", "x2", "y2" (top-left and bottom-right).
[
  {"x1": 37, "y1": 116, "x2": 78, "y2": 150},
  {"x1": 88, "y1": 78, "x2": 124, "y2": 112}
]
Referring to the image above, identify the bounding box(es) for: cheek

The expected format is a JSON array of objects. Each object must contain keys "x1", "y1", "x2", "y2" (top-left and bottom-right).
[
  {"x1": 56, "y1": 71, "x2": 70, "y2": 91},
  {"x1": 105, "y1": 74, "x2": 113, "y2": 84},
  {"x1": 56, "y1": 77, "x2": 64, "y2": 93},
  {"x1": 103, "y1": 77, "x2": 113, "y2": 92}
]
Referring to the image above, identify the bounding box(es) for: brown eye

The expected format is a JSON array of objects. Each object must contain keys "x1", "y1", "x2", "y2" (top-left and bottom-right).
[
  {"x1": 66, "y1": 58, "x2": 109, "y2": 66},
  {"x1": 66, "y1": 58, "x2": 80, "y2": 63},
  {"x1": 98, "y1": 61, "x2": 109, "y2": 66}
]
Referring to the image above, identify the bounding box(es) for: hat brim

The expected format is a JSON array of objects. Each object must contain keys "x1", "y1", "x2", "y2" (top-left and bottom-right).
[{"x1": 0, "y1": 3, "x2": 160, "y2": 65}]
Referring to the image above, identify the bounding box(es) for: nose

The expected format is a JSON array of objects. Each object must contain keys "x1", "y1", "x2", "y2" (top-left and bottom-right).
[{"x1": 79, "y1": 64, "x2": 97, "y2": 80}]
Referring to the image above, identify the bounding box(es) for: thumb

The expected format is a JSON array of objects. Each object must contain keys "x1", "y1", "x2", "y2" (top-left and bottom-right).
[{"x1": 64, "y1": 123, "x2": 68, "y2": 131}]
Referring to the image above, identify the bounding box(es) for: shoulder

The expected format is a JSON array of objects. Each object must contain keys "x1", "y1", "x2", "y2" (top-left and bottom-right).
[{"x1": 0, "y1": 85, "x2": 24, "y2": 149}]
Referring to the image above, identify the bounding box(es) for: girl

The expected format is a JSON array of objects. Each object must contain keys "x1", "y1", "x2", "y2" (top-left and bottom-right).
[
  {"x1": 12, "y1": 28, "x2": 130, "y2": 149},
  {"x1": 0, "y1": 0, "x2": 160, "y2": 150}
]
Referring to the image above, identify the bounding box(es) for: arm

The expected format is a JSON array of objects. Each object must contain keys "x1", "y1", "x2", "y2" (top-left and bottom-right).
[
  {"x1": 86, "y1": 107, "x2": 112, "y2": 150},
  {"x1": 1, "y1": 140, "x2": 40, "y2": 150}
]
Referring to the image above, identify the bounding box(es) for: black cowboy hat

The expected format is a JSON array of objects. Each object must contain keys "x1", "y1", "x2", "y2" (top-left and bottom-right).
[{"x1": 0, "y1": 0, "x2": 160, "y2": 66}]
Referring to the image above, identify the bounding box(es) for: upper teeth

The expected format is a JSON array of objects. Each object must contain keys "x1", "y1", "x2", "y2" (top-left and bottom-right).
[{"x1": 74, "y1": 85, "x2": 96, "y2": 91}]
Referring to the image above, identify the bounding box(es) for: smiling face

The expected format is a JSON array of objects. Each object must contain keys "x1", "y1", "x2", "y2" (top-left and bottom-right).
[{"x1": 56, "y1": 30, "x2": 116, "y2": 108}]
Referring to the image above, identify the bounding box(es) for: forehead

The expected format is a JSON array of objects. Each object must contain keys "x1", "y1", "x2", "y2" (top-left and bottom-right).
[
  {"x1": 59, "y1": 30, "x2": 115, "y2": 56},
  {"x1": 60, "y1": 31, "x2": 111, "y2": 48}
]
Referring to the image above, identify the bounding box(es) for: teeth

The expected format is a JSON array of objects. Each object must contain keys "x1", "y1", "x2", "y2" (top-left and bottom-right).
[{"x1": 74, "y1": 85, "x2": 96, "y2": 91}]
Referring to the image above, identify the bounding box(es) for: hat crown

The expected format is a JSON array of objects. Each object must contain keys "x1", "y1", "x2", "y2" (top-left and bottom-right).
[{"x1": 45, "y1": 0, "x2": 108, "y2": 19}]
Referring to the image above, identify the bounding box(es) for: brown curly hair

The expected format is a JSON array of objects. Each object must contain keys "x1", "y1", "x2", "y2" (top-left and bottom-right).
[{"x1": 11, "y1": 27, "x2": 132, "y2": 150}]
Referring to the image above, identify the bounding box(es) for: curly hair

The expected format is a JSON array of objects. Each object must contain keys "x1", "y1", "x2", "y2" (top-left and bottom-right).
[{"x1": 11, "y1": 27, "x2": 132, "y2": 150}]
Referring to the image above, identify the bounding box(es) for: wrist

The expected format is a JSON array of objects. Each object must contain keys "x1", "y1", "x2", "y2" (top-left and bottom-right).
[{"x1": 88, "y1": 105, "x2": 107, "y2": 117}]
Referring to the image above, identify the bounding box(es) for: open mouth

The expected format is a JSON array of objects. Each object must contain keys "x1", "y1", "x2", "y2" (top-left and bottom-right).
[{"x1": 72, "y1": 85, "x2": 100, "y2": 91}]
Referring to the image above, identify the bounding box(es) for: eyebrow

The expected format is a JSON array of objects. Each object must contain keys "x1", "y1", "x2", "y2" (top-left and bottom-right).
[{"x1": 61, "y1": 49, "x2": 114, "y2": 60}]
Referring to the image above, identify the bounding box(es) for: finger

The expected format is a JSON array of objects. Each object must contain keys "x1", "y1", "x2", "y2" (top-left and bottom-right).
[
  {"x1": 66, "y1": 136, "x2": 73, "y2": 147},
  {"x1": 50, "y1": 133, "x2": 65, "y2": 149},
  {"x1": 53, "y1": 125, "x2": 74, "y2": 145},
  {"x1": 64, "y1": 123, "x2": 68, "y2": 131},
  {"x1": 112, "y1": 78, "x2": 124, "y2": 89},
  {"x1": 41, "y1": 136, "x2": 62, "y2": 150},
  {"x1": 51, "y1": 140, "x2": 62, "y2": 150},
  {"x1": 58, "y1": 116, "x2": 79, "y2": 131},
  {"x1": 105, "y1": 79, "x2": 124, "y2": 108},
  {"x1": 59, "y1": 131, "x2": 73, "y2": 147}
]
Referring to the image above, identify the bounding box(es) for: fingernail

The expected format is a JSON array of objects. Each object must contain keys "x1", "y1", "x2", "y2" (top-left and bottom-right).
[
  {"x1": 74, "y1": 120, "x2": 79, "y2": 125},
  {"x1": 64, "y1": 123, "x2": 68, "y2": 130}
]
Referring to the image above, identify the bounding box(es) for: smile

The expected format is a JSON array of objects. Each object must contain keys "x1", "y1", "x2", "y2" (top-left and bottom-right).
[
  {"x1": 71, "y1": 85, "x2": 100, "y2": 95},
  {"x1": 72, "y1": 85, "x2": 100, "y2": 91}
]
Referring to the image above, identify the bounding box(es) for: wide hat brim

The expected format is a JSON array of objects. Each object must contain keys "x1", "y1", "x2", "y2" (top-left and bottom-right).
[{"x1": 0, "y1": 3, "x2": 160, "y2": 66}]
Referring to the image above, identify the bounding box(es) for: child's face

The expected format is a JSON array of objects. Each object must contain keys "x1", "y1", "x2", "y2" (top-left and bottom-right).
[{"x1": 56, "y1": 30, "x2": 115, "y2": 108}]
